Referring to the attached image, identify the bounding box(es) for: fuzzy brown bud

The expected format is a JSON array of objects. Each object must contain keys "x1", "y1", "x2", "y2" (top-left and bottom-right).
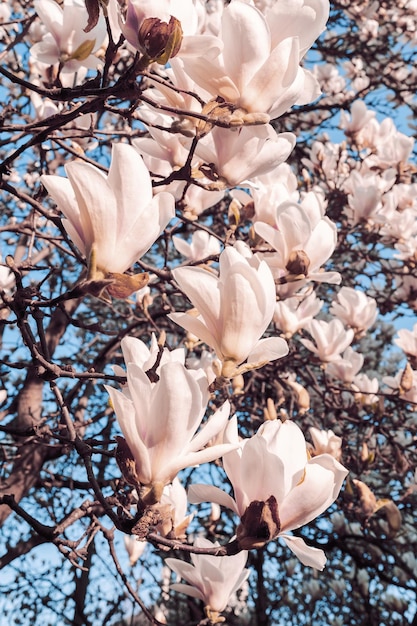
[
  {"x1": 138, "y1": 15, "x2": 183, "y2": 64},
  {"x1": 237, "y1": 496, "x2": 281, "y2": 549}
]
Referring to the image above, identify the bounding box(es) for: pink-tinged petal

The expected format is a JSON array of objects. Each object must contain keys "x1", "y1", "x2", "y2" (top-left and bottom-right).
[
  {"x1": 126, "y1": 363, "x2": 153, "y2": 430},
  {"x1": 30, "y1": 38, "x2": 61, "y2": 65},
  {"x1": 186, "y1": 401, "x2": 230, "y2": 453},
  {"x1": 238, "y1": 436, "x2": 287, "y2": 510},
  {"x1": 266, "y1": 0, "x2": 329, "y2": 55},
  {"x1": 165, "y1": 558, "x2": 200, "y2": 583},
  {"x1": 304, "y1": 218, "x2": 337, "y2": 271},
  {"x1": 239, "y1": 37, "x2": 299, "y2": 116},
  {"x1": 299, "y1": 337, "x2": 320, "y2": 355},
  {"x1": 40, "y1": 175, "x2": 81, "y2": 232},
  {"x1": 279, "y1": 455, "x2": 348, "y2": 532},
  {"x1": 60, "y1": 219, "x2": 87, "y2": 256},
  {"x1": 188, "y1": 484, "x2": 239, "y2": 515},
  {"x1": 107, "y1": 144, "x2": 153, "y2": 231},
  {"x1": 169, "y1": 583, "x2": 205, "y2": 602},
  {"x1": 222, "y1": 1, "x2": 270, "y2": 93},
  {"x1": 220, "y1": 129, "x2": 296, "y2": 186},
  {"x1": 294, "y1": 68, "x2": 322, "y2": 105},
  {"x1": 171, "y1": 266, "x2": 221, "y2": 335},
  {"x1": 179, "y1": 34, "x2": 223, "y2": 59},
  {"x1": 257, "y1": 420, "x2": 307, "y2": 494},
  {"x1": 219, "y1": 263, "x2": 269, "y2": 362},
  {"x1": 65, "y1": 160, "x2": 117, "y2": 263},
  {"x1": 118, "y1": 193, "x2": 175, "y2": 270},
  {"x1": 281, "y1": 535, "x2": 327, "y2": 570},
  {"x1": 246, "y1": 336, "x2": 289, "y2": 365},
  {"x1": 105, "y1": 385, "x2": 152, "y2": 484},
  {"x1": 34, "y1": 0, "x2": 63, "y2": 43},
  {"x1": 149, "y1": 362, "x2": 205, "y2": 451},
  {"x1": 168, "y1": 312, "x2": 222, "y2": 357},
  {"x1": 181, "y1": 56, "x2": 240, "y2": 102},
  {"x1": 163, "y1": 443, "x2": 239, "y2": 483},
  {"x1": 121, "y1": 336, "x2": 153, "y2": 370}
]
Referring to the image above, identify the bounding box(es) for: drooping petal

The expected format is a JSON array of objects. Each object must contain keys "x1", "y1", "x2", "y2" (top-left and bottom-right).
[
  {"x1": 246, "y1": 336, "x2": 289, "y2": 366},
  {"x1": 281, "y1": 534, "x2": 327, "y2": 570},
  {"x1": 188, "y1": 483, "x2": 239, "y2": 515}
]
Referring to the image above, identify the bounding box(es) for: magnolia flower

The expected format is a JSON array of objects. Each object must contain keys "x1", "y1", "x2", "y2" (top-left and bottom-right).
[
  {"x1": 31, "y1": 0, "x2": 106, "y2": 76},
  {"x1": 173, "y1": 230, "x2": 221, "y2": 262},
  {"x1": 330, "y1": 287, "x2": 377, "y2": 336},
  {"x1": 181, "y1": 0, "x2": 328, "y2": 121},
  {"x1": 195, "y1": 124, "x2": 295, "y2": 189},
  {"x1": 326, "y1": 347, "x2": 364, "y2": 384},
  {"x1": 309, "y1": 427, "x2": 342, "y2": 460},
  {"x1": 166, "y1": 537, "x2": 249, "y2": 616},
  {"x1": 106, "y1": 357, "x2": 237, "y2": 502},
  {"x1": 157, "y1": 477, "x2": 194, "y2": 538},
  {"x1": 189, "y1": 419, "x2": 348, "y2": 569},
  {"x1": 300, "y1": 319, "x2": 354, "y2": 363},
  {"x1": 169, "y1": 243, "x2": 288, "y2": 379},
  {"x1": 394, "y1": 323, "x2": 417, "y2": 358},
  {"x1": 255, "y1": 199, "x2": 340, "y2": 285},
  {"x1": 273, "y1": 291, "x2": 323, "y2": 337},
  {"x1": 41, "y1": 144, "x2": 174, "y2": 297},
  {"x1": 124, "y1": 535, "x2": 147, "y2": 566},
  {"x1": 352, "y1": 373, "x2": 379, "y2": 406},
  {"x1": 382, "y1": 364, "x2": 417, "y2": 405}
]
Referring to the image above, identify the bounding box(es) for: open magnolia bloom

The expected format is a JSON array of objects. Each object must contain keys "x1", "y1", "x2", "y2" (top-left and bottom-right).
[
  {"x1": 300, "y1": 318, "x2": 354, "y2": 363},
  {"x1": 166, "y1": 537, "x2": 249, "y2": 619},
  {"x1": 181, "y1": 0, "x2": 328, "y2": 121},
  {"x1": 41, "y1": 144, "x2": 174, "y2": 298},
  {"x1": 106, "y1": 354, "x2": 237, "y2": 503},
  {"x1": 31, "y1": 0, "x2": 107, "y2": 78},
  {"x1": 255, "y1": 196, "x2": 340, "y2": 286},
  {"x1": 194, "y1": 124, "x2": 296, "y2": 188},
  {"x1": 169, "y1": 243, "x2": 288, "y2": 379},
  {"x1": 189, "y1": 419, "x2": 348, "y2": 569}
]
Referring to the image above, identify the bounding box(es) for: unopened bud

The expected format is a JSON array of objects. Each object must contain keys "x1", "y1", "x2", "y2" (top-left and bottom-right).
[
  {"x1": 400, "y1": 362, "x2": 413, "y2": 393},
  {"x1": 115, "y1": 436, "x2": 140, "y2": 488},
  {"x1": 138, "y1": 15, "x2": 183, "y2": 64},
  {"x1": 237, "y1": 496, "x2": 281, "y2": 549},
  {"x1": 286, "y1": 250, "x2": 310, "y2": 277},
  {"x1": 263, "y1": 397, "x2": 277, "y2": 421}
]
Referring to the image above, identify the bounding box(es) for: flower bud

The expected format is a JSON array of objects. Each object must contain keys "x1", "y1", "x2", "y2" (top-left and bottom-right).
[
  {"x1": 138, "y1": 15, "x2": 183, "y2": 64},
  {"x1": 237, "y1": 496, "x2": 281, "y2": 549}
]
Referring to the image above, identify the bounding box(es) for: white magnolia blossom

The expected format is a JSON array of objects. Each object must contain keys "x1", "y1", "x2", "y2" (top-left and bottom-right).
[
  {"x1": 394, "y1": 323, "x2": 417, "y2": 358},
  {"x1": 326, "y1": 347, "x2": 364, "y2": 384},
  {"x1": 157, "y1": 477, "x2": 194, "y2": 538},
  {"x1": 173, "y1": 230, "x2": 221, "y2": 262},
  {"x1": 166, "y1": 537, "x2": 249, "y2": 614},
  {"x1": 300, "y1": 319, "x2": 354, "y2": 363},
  {"x1": 273, "y1": 291, "x2": 323, "y2": 337},
  {"x1": 124, "y1": 535, "x2": 147, "y2": 567},
  {"x1": 352, "y1": 373, "x2": 379, "y2": 405},
  {"x1": 31, "y1": 0, "x2": 106, "y2": 76},
  {"x1": 255, "y1": 196, "x2": 340, "y2": 285},
  {"x1": 309, "y1": 427, "x2": 342, "y2": 460},
  {"x1": 181, "y1": 0, "x2": 329, "y2": 121},
  {"x1": 330, "y1": 287, "x2": 378, "y2": 335},
  {"x1": 41, "y1": 144, "x2": 175, "y2": 288},
  {"x1": 194, "y1": 124, "x2": 295, "y2": 188},
  {"x1": 169, "y1": 243, "x2": 288, "y2": 378},
  {"x1": 106, "y1": 340, "x2": 238, "y2": 499},
  {"x1": 189, "y1": 419, "x2": 348, "y2": 569}
]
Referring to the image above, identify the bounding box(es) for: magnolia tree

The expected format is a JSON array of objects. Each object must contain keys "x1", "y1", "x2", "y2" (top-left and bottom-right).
[{"x1": 0, "y1": 0, "x2": 416, "y2": 624}]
